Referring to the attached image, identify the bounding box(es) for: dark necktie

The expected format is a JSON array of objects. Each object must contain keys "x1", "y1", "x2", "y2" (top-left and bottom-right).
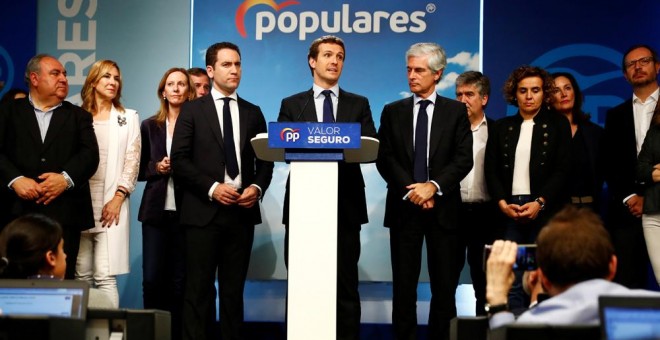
[
  {"x1": 321, "y1": 90, "x2": 335, "y2": 123},
  {"x1": 222, "y1": 97, "x2": 239, "y2": 179},
  {"x1": 413, "y1": 99, "x2": 431, "y2": 183}
]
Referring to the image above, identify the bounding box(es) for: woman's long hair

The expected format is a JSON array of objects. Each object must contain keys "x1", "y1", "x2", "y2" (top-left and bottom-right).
[{"x1": 80, "y1": 59, "x2": 124, "y2": 114}]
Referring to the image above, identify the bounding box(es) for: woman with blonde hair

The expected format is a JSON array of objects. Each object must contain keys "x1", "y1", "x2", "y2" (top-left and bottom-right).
[
  {"x1": 76, "y1": 59, "x2": 141, "y2": 308},
  {"x1": 138, "y1": 67, "x2": 193, "y2": 339}
]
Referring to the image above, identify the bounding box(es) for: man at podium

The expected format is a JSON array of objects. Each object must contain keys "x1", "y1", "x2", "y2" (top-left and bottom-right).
[
  {"x1": 376, "y1": 42, "x2": 473, "y2": 340},
  {"x1": 277, "y1": 35, "x2": 377, "y2": 340}
]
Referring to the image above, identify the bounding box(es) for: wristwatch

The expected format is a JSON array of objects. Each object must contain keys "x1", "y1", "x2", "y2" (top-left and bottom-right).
[
  {"x1": 534, "y1": 197, "x2": 545, "y2": 211},
  {"x1": 484, "y1": 302, "x2": 509, "y2": 315}
]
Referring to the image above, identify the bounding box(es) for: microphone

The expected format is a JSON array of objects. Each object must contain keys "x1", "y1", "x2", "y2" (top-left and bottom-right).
[{"x1": 294, "y1": 92, "x2": 312, "y2": 122}]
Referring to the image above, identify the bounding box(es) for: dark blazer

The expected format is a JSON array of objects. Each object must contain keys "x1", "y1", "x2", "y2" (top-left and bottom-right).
[
  {"x1": 376, "y1": 95, "x2": 473, "y2": 229},
  {"x1": 574, "y1": 119, "x2": 605, "y2": 207},
  {"x1": 637, "y1": 125, "x2": 660, "y2": 213},
  {"x1": 604, "y1": 99, "x2": 650, "y2": 212},
  {"x1": 485, "y1": 107, "x2": 572, "y2": 213},
  {"x1": 0, "y1": 98, "x2": 99, "y2": 228},
  {"x1": 170, "y1": 94, "x2": 274, "y2": 227},
  {"x1": 137, "y1": 116, "x2": 181, "y2": 224},
  {"x1": 278, "y1": 88, "x2": 377, "y2": 227}
]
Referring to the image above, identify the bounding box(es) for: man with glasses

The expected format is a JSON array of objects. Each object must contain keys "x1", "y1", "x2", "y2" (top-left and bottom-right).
[{"x1": 603, "y1": 44, "x2": 660, "y2": 288}]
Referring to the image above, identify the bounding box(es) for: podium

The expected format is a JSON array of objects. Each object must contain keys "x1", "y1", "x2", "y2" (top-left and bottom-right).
[{"x1": 251, "y1": 122, "x2": 378, "y2": 340}]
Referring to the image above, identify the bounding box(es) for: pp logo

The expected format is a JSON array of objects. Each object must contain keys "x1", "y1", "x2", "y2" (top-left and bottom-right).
[
  {"x1": 0, "y1": 45, "x2": 15, "y2": 98},
  {"x1": 280, "y1": 128, "x2": 300, "y2": 142}
]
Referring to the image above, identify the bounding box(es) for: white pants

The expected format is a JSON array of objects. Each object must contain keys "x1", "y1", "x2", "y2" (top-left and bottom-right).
[
  {"x1": 642, "y1": 213, "x2": 660, "y2": 285},
  {"x1": 75, "y1": 232, "x2": 119, "y2": 308}
]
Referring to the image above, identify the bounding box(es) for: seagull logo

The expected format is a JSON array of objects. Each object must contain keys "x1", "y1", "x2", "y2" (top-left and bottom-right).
[{"x1": 236, "y1": 0, "x2": 300, "y2": 38}]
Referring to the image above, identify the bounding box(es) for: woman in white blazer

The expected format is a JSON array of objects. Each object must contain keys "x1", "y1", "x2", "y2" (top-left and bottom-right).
[{"x1": 76, "y1": 60, "x2": 141, "y2": 307}]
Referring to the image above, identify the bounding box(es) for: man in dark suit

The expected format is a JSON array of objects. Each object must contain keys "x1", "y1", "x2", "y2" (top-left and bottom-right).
[
  {"x1": 376, "y1": 42, "x2": 473, "y2": 340},
  {"x1": 0, "y1": 54, "x2": 99, "y2": 279},
  {"x1": 171, "y1": 42, "x2": 274, "y2": 340},
  {"x1": 603, "y1": 44, "x2": 659, "y2": 288},
  {"x1": 277, "y1": 35, "x2": 377, "y2": 340},
  {"x1": 453, "y1": 71, "x2": 502, "y2": 316}
]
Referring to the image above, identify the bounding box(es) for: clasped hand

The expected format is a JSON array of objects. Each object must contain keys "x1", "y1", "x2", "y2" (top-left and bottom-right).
[
  {"x1": 405, "y1": 182, "x2": 436, "y2": 210},
  {"x1": 12, "y1": 173, "x2": 67, "y2": 205},
  {"x1": 212, "y1": 184, "x2": 259, "y2": 208}
]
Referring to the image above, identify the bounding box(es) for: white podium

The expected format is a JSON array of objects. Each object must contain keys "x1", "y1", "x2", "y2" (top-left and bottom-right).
[{"x1": 251, "y1": 124, "x2": 378, "y2": 340}]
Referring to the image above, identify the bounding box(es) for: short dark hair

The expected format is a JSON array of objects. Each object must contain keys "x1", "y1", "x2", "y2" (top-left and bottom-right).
[
  {"x1": 503, "y1": 65, "x2": 554, "y2": 107},
  {"x1": 187, "y1": 67, "x2": 208, "y2": 78},
  {"x1": 621, "y1": 44, "x2": 659, "y2": 72},
  {"x1": 206, "y1": 42, "x2": 241, "y2": 68},
  {"x1": 24, "y1": 54, "x2": 54, "y2": 87},
  {"x1": 0, "y1": 214, "x2": 63, "y2": 279},
  {"x1": 536, "y1": 206, "x2": 614, "y2": 289},
  {"x1": 307, "y1": 35, "x2": 345, "y2": 76},
  {"x1": 456, "y1": 71, "x2": 491, "y2": 98},
  {"x1": 551, "y1": 72, "x2": 590, "y2": 123}
]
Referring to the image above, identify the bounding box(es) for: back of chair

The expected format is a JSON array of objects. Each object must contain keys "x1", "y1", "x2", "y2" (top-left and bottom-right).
[
  {"x1": 489, "y1": 323, "x2": 600, "y2": 340},
  {"x1": 450, "y1": 316, "x2": 489, "y2": 340}
]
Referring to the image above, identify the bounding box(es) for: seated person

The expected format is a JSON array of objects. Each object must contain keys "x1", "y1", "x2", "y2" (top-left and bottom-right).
[
  {"x1": 0, "y1": 214, "x2": 113, "y2": 308},
  {"x1": 486, "y1": 205, "x2": 660, "y2": 328}
]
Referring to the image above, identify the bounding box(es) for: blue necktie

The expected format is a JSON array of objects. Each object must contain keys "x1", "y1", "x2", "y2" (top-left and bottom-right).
[
  {"x1": 414, "y1": 100, "x2": 431, "y2": 183},
  {"x1": 222, "y1": 97, "x2": 239, "y2": 179},
  {"x1": 321, "y1": 90, "x2": 335, "y2": 123}
]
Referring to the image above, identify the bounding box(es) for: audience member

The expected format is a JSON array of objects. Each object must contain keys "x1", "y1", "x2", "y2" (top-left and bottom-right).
[
  {"x1": 138, "y1": 67, "x2": 194, "y2": 339},
  {"x1": 454, "y1": 70, "x2": 502, "y2": 316},
  {"x1": 603, "y1": 44, "x2": 659, "y2": 289},
  {"x1": 551, "y1": 72, "x2": 604, "y2": 213},
  {"x1": 0, "y1": 54, "x2": 99, "y2": 279},
  {"x1": 75, "y1": 60, "x2": 141, "y2": 308},
  {"x1": 485, "y1": 65, "x2": 571, "y2": 310},
  {"x1": 637, "y1": 102, "x2": 660, "y2": 286},
  {"x1": 486, "y1": 206, "x2": 660, "y2": 329},
  {"x1": 0, "y1": 88, "x2": 28, "y2": 107},
  {"x1": 188, "y1": 67, "x2": 211, "y2": 98},
  {"x1": 172, "y1": 42, "x2": 274, "y2": 340},
  {"x1": 277, "y1": 35, "x2": 377, "y2": 340},
  {"x1": 376, "y1": 42, "x2": 472, "y2": 339},
  {"x1": 0, "y1": 214, "x2": 113, "y2": 308}
]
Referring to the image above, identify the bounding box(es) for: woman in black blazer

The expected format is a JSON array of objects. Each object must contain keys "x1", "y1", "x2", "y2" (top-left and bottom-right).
[
  {"x1": 551, "y1": 72, "x2": 604, "y2": 213},
  {"x1": 637, "y1": 104, "x2": 660, "y2": 286},
  {"x1": 138, "y1": 67, "x2": 194, "y2": 340}
]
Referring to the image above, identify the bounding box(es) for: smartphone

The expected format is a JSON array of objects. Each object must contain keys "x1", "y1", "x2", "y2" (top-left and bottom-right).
[{"x1": 483, "y1": 244, "x2": 538, "y2": 271}]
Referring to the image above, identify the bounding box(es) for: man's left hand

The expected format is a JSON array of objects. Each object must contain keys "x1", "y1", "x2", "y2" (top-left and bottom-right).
[
  {"x1": 518, "y1": 201, "x2": 542, "y2": 221},
  {"x1": 486, "y1": 240, "x2": 518, "y2": 306},
  {"x1": 35, "y1": 172, "x2": 68, "y2": 205},
  {"x1": 405, "y1": 182, "x2": 437, "y2": 206},
  {"x1": 237, "y1": 186, "x2": 259, "y2": 208}
]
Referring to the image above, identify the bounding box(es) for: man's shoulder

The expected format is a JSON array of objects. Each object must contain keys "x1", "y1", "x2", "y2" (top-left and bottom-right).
[
  {"x1": 237, "y1": 96, "x2": 261, "y2": 111},
  {"x1": 606, "y1": 98, "x2": 632, "y2": 116},
  {"x1": 338, "y1": 88, "x2": 368, "y2": 102},
  {"x1": 281, "y1": 90, "x2": 311, "y2": 103}
]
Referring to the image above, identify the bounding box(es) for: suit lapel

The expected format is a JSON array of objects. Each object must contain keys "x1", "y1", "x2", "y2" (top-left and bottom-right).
[
  {"x1": 42, "y1": 105, "x2": 69, "y2": 151},
  {"x1": 301, "y1": 89, "x2": 317, "y2": 122},
  {"x1": 428, "y1": 96, "x2": 444, "y2": 159},
  {"x1": 336, "y1": 89, "x2": 349, "y2": 123},
  {"x1": 237, "y1": 96, "x2": 248, "y2": 152},
  {"x1": 20, "y1": 102, "x2": 43, "y2": 146},
  {"x1": 201, "y1": 96, "x2": 225, "y2": 151},
  {"x1": 401, "y1": 97, "x2": 415, "y2": 163}
]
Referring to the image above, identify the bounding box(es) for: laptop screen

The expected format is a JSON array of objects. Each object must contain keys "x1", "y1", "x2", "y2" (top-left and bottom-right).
[
  {"x1": 599, "y1": 295, "x2": 660, "y2": 340},
  {"x1": 0, "y1": 279, "x2": 89, "y2": 320}
]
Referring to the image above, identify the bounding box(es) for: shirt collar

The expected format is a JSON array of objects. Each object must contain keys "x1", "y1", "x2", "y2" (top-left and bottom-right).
[
  {"x1": 473, "y1": 113, "x2": 488, "y2": 131},
  {"x1": 313, "y1": 83, "x2": 339, "y2": 99},
  {"x1": 414, "y1": 92, "x2": 437, "y2": 106},
  {"x1": 211, "y1": 87, "x2": 237, "y2": 101},
  {"x1": 28, "y1": 94, "x2": 63, "y2": 113},
  {"x1": 632, "y1": 87, "x2": 659, "y2": 104}
]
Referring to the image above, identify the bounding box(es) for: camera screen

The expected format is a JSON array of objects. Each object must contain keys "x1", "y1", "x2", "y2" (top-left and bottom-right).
[{"x1": 483, "y1": 244, "x2": 538, "y2": 271}]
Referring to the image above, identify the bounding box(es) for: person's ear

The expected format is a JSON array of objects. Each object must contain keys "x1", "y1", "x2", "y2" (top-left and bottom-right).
[
  {"x1": 45, "y1": 250, "x2": 57, "y2": 268},
  {"x1": 538, "y1": 268, "x2": 552, "y2": 293},
  {"x1": 606, "y1": 255, "x2": 618, "y2": 281}
]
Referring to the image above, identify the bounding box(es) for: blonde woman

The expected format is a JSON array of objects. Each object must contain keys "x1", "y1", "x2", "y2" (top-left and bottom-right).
[
  {"x1": 76, "y1": 60, "x2": 141, "y2": 308},
  {"x1": 138, "y1": 68, "x2": 193, "y2": 339}
]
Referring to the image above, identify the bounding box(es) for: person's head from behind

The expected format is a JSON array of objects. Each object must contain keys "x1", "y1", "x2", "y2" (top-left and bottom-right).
[
  {"x1": 307, "y1": 35, "x2": 345, "y2": 88},
  {"x1": 536, "y1": 205, "x2": 616, "y2": 295},
  {"x1": 81, "y1": 59, "x2": 124, "y2": 114},
  {"x1": 188, "y1": 67, "x2": 211, "y2": 98},
  {"x1": 455, "y1": 70, "x2": 490, "y2": 120},
  {"x1": 0, "y1": 214, "x2": 66, "y2": 279},
  {"x1": 406, "y1": 42, "x2": 446, "y2": 98}
]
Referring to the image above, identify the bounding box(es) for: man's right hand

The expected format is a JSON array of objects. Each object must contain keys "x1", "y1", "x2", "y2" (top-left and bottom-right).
[
  {"x1": 486, "y1": 240, "x2": 518, "y2": 306},
  {"x1": 499, "y1": 199, "x2": 521, "y2": 220},
  {"x1": 11, "y1": 177, "x2": 42, "y2": 201},
  {"x1": 626, "y1": 195, "x2": 644, "y2": 218},
  {"x1": 212, "y1": 183, "x2": 240, "y2": 206}
]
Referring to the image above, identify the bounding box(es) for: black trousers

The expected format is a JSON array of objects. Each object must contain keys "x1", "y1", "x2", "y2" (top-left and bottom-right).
[
  {"x1": 456, "y1": 201, "x2": 502, "y2": 316},
  {"x1": 183, "y1": 213, "x2": 254, "y2": 340},
  {"x1": 389, "y1": 211, "x2": 462, "y2": 340},
  {"x1": 62, "y1": 223, "x2": 81, "y2": 280},
  {"x1": 284, "y1": 224, "x2": 361, "y2": 340}
]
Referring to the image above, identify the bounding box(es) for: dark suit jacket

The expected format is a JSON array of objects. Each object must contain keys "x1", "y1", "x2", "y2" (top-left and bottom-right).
[
  {"x1": 637, "y1": 125, "x2": 660, "y2": 213},
  {"x1": 137, "y1": 116, "x2": 181, "y2": 225},
  {"x1": 603, "y1": 99, "x2": 655, "y2": 221},
  {"x1": 376, "y1": 95, "x2": 473, "y2": 229},
  {"x1": 485, "y1": 107, "x2": 572, "y2": 213},
  {"x1": 0, "y1": 98, "x2": 99, "y2": 228},
  {"x1": 278, "y1": 88, "x2": 377, "y2": 227},
  {"x1": 574, "y1": 119, "x2": 605, "y2": 208},
  {"x1": 170, "y1": 94, "x2": 274, "y2": 227}
]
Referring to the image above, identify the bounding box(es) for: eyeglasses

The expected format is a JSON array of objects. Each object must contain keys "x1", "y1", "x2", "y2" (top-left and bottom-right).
[{"x1": 625, "y1": 56, "x2": 655, "y2": 69}]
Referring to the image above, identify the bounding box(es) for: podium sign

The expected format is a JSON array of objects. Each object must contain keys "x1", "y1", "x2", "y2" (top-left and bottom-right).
[{"x1": 268, "y1": 122, "x2": 361, "y2": 161}]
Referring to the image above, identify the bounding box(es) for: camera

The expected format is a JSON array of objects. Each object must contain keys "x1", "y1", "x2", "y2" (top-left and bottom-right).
[{"x1": 483, "y1": 244, "x2": 538, "y2": 271}]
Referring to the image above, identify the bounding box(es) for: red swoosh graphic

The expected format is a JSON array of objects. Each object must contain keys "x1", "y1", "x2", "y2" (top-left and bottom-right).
[{"x1": 236, "y1": 0, "x2": 300, "y2": 38}]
